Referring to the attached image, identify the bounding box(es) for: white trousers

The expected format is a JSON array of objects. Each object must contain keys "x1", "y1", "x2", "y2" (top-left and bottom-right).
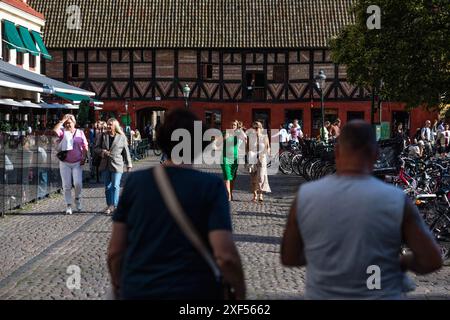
[{"x1": 59, "y1": 161, "x2": 83, "y2": 205}]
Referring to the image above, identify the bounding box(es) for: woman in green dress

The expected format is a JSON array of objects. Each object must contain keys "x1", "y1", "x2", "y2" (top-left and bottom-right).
[{"x1": 220, "y1": 120, "x2": 246, "y2": 201}]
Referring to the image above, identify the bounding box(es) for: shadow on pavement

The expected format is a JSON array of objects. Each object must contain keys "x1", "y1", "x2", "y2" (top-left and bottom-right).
[
  {"x1": 7, "y1": 211, "x2": 98, "y2": 216},
  {"x1": 233, "y1": 233, "x2": 281, "y2": 245},
  {"x1": 236, "y1": 211, "x2": 287, "y2": 219}
]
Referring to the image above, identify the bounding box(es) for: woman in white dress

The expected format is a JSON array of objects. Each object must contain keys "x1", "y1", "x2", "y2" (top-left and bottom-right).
[{"x1": 247, "y1": 121, "x2": 271, "y2": 202}]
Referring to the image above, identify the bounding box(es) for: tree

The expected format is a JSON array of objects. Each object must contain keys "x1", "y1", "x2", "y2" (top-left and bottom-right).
[
  {"x1": 77, "y1": 100, "x2": 90, "y2": 127},
  {"x1": 330, "y1": 0, "x2": 449, "y2": 111}
]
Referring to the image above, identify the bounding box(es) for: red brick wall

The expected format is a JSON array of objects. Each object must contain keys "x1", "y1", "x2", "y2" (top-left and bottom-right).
[{"x1": 100, "y1": 100, "x2": 438, "y2": 138}]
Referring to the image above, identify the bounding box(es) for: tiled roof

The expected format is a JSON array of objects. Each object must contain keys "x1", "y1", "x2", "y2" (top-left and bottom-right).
[
  {"x1": 28, "y1": 0, "x2": 355, "y2": 48},
  {"x1": 2, "y1": 0, "x2": 44, "y2": 19}
]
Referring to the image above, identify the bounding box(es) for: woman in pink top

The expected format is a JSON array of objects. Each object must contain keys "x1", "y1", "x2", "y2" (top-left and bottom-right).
[{"x1": 53, "y1": 114, "x2": 88, "y2": 215}]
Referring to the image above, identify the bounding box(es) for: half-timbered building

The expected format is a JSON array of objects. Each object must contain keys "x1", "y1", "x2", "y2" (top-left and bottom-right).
[{"x1": 28, "y1": 0, "x2": 435, "y2": 137}]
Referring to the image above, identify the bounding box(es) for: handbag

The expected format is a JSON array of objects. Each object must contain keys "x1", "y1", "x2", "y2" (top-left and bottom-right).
[
  {"x1": 56, "y1": 130, "x2": 77, "y2": 162},
  {"x1": 153, "y1": 165, "x2": 236, "y2": 300},
  {"x1": 56, "y1": 150, "x2": 69, "y2": 161}
]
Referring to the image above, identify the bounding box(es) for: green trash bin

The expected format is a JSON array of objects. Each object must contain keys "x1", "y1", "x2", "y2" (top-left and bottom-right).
[
  {"x1": 381, "y1": 122, "x2": 391, "y2": 140},
  {"x1": 121, "y1": 114, "x2": 131, "y2": 127}
]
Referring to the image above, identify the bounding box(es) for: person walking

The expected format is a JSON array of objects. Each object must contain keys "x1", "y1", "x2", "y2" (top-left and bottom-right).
[
  {"x1": 130, "y1": 128, "x2": 142, "y2": 160},
  {"x1": 330, "y1": 119, "x2": 341, "y2": 139},
  {"x1": 247, "y1": 121, "x2": 271, "y2": 202},
  {"x1": 281, "y1": 120, "x2": 442, "y2": 299},
  {"x1": 92, "y1": 121, "x2": 107, "y2": 182},
  {"x1": 88, "y1": 123, "x2": 96, "y2": 178},
  {"x1": 292, "y1": 119, "x2": 304, "y2": 139},
  {"x1": 219, "y1": 120, "x2": 247, "y2": 201},
  {"x1": 95, "y1": 118, "x2": 132, "y2": 214},
  {"x1": 320, "y1": 121, "x2": 331, "y2": 143},
  {"x1": 272, "y1": 124, "x2": 290, "y2": 151},
  {"x1": 53, "y1": 114, "x2": 88, "y2": 215},
  {"x1": 107, "y1": 108, "x2": 246, "y2": 300},
  {"x1": 437, "y1": 123, "x2": 450, "y2": 156},
  {"x1": 420, "y1": 120, "x2": 433, "y2": 155}
]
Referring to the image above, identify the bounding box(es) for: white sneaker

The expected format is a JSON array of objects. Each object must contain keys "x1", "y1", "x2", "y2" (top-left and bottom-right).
[
  {"x1": 75, "y1": 198, "x2": 82, "y2": 212},
  {"x1": 65, "y1": 206, "x2": 73, "y2": 215}
]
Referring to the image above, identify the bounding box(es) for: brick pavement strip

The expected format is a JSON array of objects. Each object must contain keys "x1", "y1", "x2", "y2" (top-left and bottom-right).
[{"x1": 0, "y1": 156, "x2": 449, "y2": 299}]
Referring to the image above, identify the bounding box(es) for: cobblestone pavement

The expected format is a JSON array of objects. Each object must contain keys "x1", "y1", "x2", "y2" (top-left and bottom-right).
[{"x1": 0, "y1": 156, "x2": 449, "y2": 300}]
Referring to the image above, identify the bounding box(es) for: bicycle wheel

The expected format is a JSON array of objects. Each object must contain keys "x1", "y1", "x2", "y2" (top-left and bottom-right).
[
  {"x1": 297, "y1": 157, "x2": 308, "y2": 178},
  {"x1": 301, "y1": 158, "x2": 313, "y2": 180},
  {"x1": 312, "y1": 160, "x2": 325, "y2": 180},
  {"x1": 279, "y1": 151, "x2": 293, "y2": 174},
  {"x1": 429, "y1": 211, "x2": 450, "y2": 243},
  {"x1": 153, "y1": 148, "x2": 162, "y2": 156},
  {"x1": 291, "y1": 154, "x2": 302, "y2": 176},
  {"x1": 307, "y1": 159, "x2": 322, "y2": 181}
]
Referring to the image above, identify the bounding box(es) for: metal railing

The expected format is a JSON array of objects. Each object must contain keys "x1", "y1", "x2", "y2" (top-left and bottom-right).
[{"x1": 0, "y1": 131, "x2": 89, "y2": 216}]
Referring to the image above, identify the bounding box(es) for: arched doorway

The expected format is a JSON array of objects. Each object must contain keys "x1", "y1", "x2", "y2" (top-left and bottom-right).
[{"x1": 136, "y1": 107, "x2": 166, "y2": 140}]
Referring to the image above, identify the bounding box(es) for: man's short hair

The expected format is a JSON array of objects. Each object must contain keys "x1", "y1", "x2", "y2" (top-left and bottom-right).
[
  {"x1": 156, "y1": 108, "x2": 204, "y2": 161},
  {"x1": 338, "y1": 120, "x2": 377, "y2": 154}
]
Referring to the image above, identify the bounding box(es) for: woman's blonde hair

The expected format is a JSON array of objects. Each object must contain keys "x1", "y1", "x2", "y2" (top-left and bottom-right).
[
  {"x1": 231, "y1": 120, "x2": 242, "y2": 129},
  {"x1": 64, "y1": 114, "x2": 76, "y2": 125},
  {"x1": 107, "y1": 118, "x2": 125, "y2": 135}
]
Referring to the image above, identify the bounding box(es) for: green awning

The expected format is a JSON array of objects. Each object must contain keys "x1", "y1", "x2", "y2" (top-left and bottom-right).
[
  {"x1": 18, "y1": 26, "x2": 39, "y2": 56},
  {"x1": 55, "y1": 92, "x2": 101, "y2": 104},
  {"x1": 55, "y1": 92, "x2": 91, "y2": 102},
  {"x1": 31, "y1": 30, "x2": 52, "y2": 60},
  {"x1": 3, "y1": 20, "x2": 27, "y2": 53}
]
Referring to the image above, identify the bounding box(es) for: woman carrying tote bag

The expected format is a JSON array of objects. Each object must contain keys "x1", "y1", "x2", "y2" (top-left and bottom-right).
[
  {"x1": 95, "y1": 118, "x2": 132, "y2": 214},
  {"x1": 53, "y1": 114, "x2": 88, "y2": 215}
]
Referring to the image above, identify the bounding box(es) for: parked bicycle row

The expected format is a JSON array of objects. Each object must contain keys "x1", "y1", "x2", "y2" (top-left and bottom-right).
[
  {"x1": 277, "y1": 135, "x2": 450, "y2": 261},
  {"x1": 385, "y1": 153, "x2": 450, "y2": 260},
  {"x1": 278, "y1": 139, "x2": 336, "y2": 181}
]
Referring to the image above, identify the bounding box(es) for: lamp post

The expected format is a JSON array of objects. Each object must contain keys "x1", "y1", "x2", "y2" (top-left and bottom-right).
[
  {"x1": 183, "y1": 83, "x2": 191, "y2": 108},
  {"x1": 315, "y1": 69, "x2": 326, "y2": 141},
  {"x1": 125, "y1": 99, "x2": 130, "y2": 142},
  {"x1": 378, "y1": 79, "x2": 384, "y2": 124}
]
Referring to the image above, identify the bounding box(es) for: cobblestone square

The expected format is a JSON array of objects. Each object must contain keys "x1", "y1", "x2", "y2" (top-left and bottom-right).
[{"x1": 0, "y1": 156, "x2": 449, "y2": 300}]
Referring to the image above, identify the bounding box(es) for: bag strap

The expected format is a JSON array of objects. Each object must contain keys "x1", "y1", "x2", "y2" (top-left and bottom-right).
[{"x1": 153, "y1": 165, "x2": 222, "y2": 281}]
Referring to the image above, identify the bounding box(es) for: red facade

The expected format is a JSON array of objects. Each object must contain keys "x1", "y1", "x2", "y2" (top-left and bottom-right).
[{"x1": 101, "y1": 99, "x2": 437, "y2": 138}]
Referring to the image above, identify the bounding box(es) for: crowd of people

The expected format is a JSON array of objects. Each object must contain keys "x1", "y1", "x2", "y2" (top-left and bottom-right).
[
  {"x1": 395, "y1": 119, "x2": 450, "y2": 159},
  {"x1": 51, "y1": 110, "x2": 444, "y2": 300},
  {"x1": 272, "y1": 118, "x2": 342, "y2": 151}
]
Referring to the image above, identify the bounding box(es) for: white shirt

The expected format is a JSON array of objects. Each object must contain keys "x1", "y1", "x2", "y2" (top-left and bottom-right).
[
  {"x1": 272, "y1": 128, "x2": 289, "y2": 143},
  {"x1": 421, "y1": 127, "x2": 431, "y2": 141},
  {"x1": 60, "y1": 130, "x2": 75, "y2": 151},
  {"x1": 438, "y1": 130, "x2": 450, "y2": 147},
  {"x1": 320, "y1": 127, "x2": 330, "y2": 142}
]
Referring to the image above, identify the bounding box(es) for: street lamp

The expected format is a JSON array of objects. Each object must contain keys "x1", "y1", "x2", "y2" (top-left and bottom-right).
[
  {"x1": 124, "y1": 99, "x2": 131, "y2": 142},
  {"x1": 315, "y1": 69, "x2": 327, "y2": 141},
  {"x1": 183, "y1": 83, "x2": 191, "y2": 108},
  {"x1": 378, "y1": 79, "x2": 384, "y2": 124}
]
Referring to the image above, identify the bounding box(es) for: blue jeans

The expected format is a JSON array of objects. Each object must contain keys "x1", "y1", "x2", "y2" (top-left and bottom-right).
[{"x1": 102, "y1": 170, "x2": 123, "y2": 207}]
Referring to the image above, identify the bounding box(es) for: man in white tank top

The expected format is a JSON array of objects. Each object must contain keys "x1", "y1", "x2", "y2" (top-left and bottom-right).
[{"x1": 281, "y1": 120, "x2": 442, "y2": 299}]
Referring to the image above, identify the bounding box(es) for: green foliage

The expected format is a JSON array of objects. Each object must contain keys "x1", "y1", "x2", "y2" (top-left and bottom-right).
[
  {"x1": 77, "y1": 100, "x2": 90, "y2": 127},
  {"x1": 0, "y1": 121, "x2": 11, "y2": 132},
  {"x1": 330, "y1": 0, "x2": 450, "y2": 110}
]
